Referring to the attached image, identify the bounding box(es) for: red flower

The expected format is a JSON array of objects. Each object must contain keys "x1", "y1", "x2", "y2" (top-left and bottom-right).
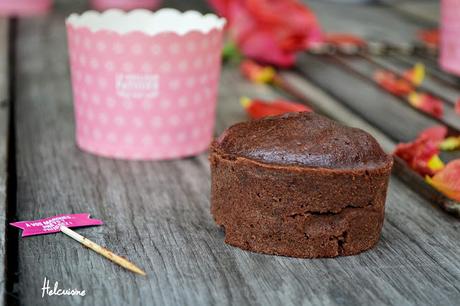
[
  {"x1": 240, "y1": 97, "x2": 312, "y2": 119},
  {"x1": 394, "y1": 126, "x2": 447, "y2": 176},
  {"x1": 374, "y1": 70, "x2": 414, "y2": 97},
  {"x1": 408, "y1": 92, "x2": 444, "y2": 118},
  {"x1": 426, "y1": 160, "x2": 460, "y2": 202},
  {"x1": 209, "y1": 0, "x2": 322, "y2": 67}
]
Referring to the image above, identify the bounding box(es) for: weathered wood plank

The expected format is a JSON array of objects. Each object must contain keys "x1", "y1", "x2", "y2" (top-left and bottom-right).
[
  {"x1": 383, "y1": 0, "x2": 439, "y2": 25},
  {"x1": 303, "y1": 0, "x2": 422, "y2": 43},
  {"x1": 387, "y1": 53, "x2": 460, "y2": 88},
  {"x1": 303, "y1": 0, "x2": 452, "y2": 91},
  {"x1": 301, "y1": 0, "x2": 460, "y2": 146},
  {"x1": 0, "y1": 17, "x2": 8, "y2": 306},
  {"x1": 298, "y1": 1, "x2": 459, "y2": 142},
  {"x1": 333, "y1": 54, "x2": 460, "y2": 131},
  {"x1": 367, "y1": 55, "x2": 459, "y2": 106},
  {"x1": 303, "y1": 0, "x2": 458, "y2": 124},
  {"x1": 12, "y1": 2, "x2": 460, "y2": 306}
]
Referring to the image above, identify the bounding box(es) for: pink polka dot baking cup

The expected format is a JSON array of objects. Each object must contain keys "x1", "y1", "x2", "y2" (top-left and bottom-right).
[
  {"x1": 90, "y1": 0, "x2": 162, "y2": 11},
  {"x1": 441, "y1": 0, "x2": 460, "y2": 76},
  {"x1": 0, "y1": 0, "x2": 52, "y2": 16},
  {"x1": 66, "y1": 9, "x2": 226, "y2": 160}
]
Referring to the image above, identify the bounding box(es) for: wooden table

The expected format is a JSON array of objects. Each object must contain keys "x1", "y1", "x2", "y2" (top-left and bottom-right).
[{"x1": 1, "y1": 0, "x2": 459, "y2": 305}]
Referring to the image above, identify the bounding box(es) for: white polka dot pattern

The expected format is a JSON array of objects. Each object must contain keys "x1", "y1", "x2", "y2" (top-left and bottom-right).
[{"x1": 67, "y1": 25, "x2": 223, "y2": 160}]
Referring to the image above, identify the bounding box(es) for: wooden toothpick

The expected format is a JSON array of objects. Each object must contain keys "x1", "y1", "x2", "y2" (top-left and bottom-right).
[{"x1": 60, "y1": 226, "x2": 146, "y2": 276}]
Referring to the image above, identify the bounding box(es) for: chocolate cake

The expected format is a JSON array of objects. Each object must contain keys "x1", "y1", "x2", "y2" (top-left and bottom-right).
[{"x1": 210, "y1": 112, "x2": 393, "y2": 258}]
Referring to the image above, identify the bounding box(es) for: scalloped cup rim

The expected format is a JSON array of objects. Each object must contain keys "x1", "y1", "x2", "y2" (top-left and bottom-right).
[{"x1": 66, "y1": 8, "x2": 226, "y2": 36}]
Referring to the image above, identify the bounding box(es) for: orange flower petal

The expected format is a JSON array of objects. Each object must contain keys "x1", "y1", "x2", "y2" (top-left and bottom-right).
[
  {"x1": 419, "y1": 125, "x2": 448, "y2": 142},
  {"x1": 394, "y1": 125, "x2": 447, "y2": 176},
  {"x1": 440, "y1": 137, "x2": 460, "y2": 151},
  {"x1": 394, "y1": 140, "x2": 439, "y2": 176},
  {"x1": 240, "y1": 59, "x2": 277, "y2": 84},
  {"x1": 374, "y1": 70, "x2": 414, "y2": 96},
  {"x1": 408, "y1": 92, "x2": 444, "y2": 118},
  {"x1": 240, "y1": 97, "x2": 312, "y2": 119},
  {"x1": 426, "y1": 160, "x2": 460, "y2": 201},
  {"x1": 408, "y1": 91, "x2": 423, "y2": 106},
  {"x1": 456, "y1": 99, "x2": 460, "y2": 115},
  {"x1": 403, "y1": 63, "x2": 425, "y2": 86},
  {"x1": 418, "y1": 29, "x2": 439, "y2": 48},
  {"x1": 427, "y1": 155, "x2": 445, "y2": 173}
]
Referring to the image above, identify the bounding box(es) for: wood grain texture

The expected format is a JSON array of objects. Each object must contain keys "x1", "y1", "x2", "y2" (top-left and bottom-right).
[
  {"x1": 388, "y1": 53, "x2": 460, "y2": 89},
  {"x1": 11, "y1": 2, "x2": 460, "y2": 306},
  {"x1": 296, "y1": 54, "x2": 438, "y2": 142},
  {"x1": 383, "y1": 0, "x2": 439, "y2": 25},
  {"x1": 303, "y1": 0, "x2": 422, "y2": 43},
  {"x1": 0, "y1": 18, "x2": 8, "y2": 306},
  {"x1": 336, "y1": 55, "x2": 460, "y2": 130},
  {"x1": 300, "y1": 0, "x2": 460, "y2": 141},
  {"x1": 302, "y1": 0, "x2": 453, "y2": 102},
  {"x1": 364, "y1": 55, "x2": 459, "y2": 106}
]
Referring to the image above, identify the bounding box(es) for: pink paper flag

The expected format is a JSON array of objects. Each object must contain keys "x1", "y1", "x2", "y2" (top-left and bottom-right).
[{"x1": 10, "y1": 214, "x2": 103, "y2": 237}]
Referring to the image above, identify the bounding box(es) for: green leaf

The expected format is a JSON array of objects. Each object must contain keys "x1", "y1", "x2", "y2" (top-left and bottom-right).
[{"x1": 222, "y1": 40, "x2": 243, "y2": 64}]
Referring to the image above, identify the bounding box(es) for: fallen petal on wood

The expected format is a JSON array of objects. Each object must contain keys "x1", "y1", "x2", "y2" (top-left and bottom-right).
[
  {"x1": 240, "y1": 97, "x2": 312, "y2": 119},
  {"x1": 393, "y1": 157, "x2": 460, "y2": 217},
  {"x1": 426, "y1": 160, "x2": 460, "y2": 202},
  {"x1": 374, "y1": 70, "x2": 414, "y2": 96},
  {"x1": 418, "y1": 29, "x2": 439, "y2": 48},
  {"x1": 408, "y1": 92, "x2": 444, "y2": 118},
  {"x1": 440, "y1": 136, "x2": 460, "y2": 151},
  {"x1": 394, "y1": 125, "x2": 447, "y2": 176},
  {"x1": 403, "y1": 63, "x2": 425, "y2": 86},
  {"x1": 240, "y1": 59, "x2": 276, "y2": 84},
  {"x1": 418, "y1": 125, "x2": 448, "y2": 141}
]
